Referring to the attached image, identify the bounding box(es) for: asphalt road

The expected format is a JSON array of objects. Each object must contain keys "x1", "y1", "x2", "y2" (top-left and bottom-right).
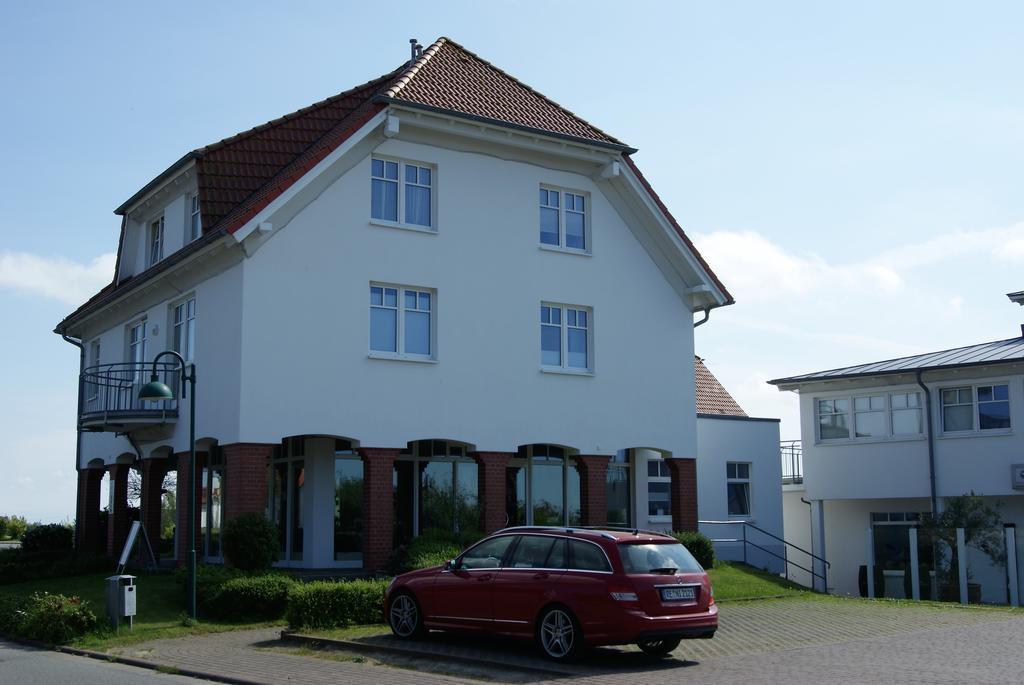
[{"x1": 0, "y1": 640, "x2": 205, "y2": 685}]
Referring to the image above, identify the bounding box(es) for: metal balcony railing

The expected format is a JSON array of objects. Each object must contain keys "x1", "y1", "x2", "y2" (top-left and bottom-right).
[
  {"x1": 781, "y1": 440, "x2": 803, "y2": 485},
  {"x1": 80, "y1": 362, "x2": 179, "y2": 428}
]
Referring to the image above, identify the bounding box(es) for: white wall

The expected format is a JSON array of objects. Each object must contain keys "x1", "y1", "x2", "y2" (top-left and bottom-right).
[
  {"x1": 696, "y1": 416, "x2": 784, "y2": 572},
  {"x1": 796, "y1": 366, "x2": 1024, "y2": 501},
  {"x1": 782, "y1": 486, "x2": 813, "y2": 586},
  {"x1": 236, "y1": 135, "x2": 697, "y2": 458}
]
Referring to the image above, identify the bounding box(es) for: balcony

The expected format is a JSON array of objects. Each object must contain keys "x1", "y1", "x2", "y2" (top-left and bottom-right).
[
  {"x1": 80, "y1": 362, "x2": 179, "y2": 434},
  {"x1": 781, "y1": 440, "x2": 803, "y2": 485}
]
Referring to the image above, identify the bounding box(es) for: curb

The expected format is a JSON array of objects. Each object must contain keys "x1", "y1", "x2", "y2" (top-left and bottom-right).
[{"x1": 280, "y1": 630, "x2": 571, "y2": 677}]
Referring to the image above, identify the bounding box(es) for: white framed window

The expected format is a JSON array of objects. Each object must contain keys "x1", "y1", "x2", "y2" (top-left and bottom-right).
[
  {"x1": 188, "y1": 193, "x2": 201, "y2": 242},
  {"x1": 540, "y1": 303, "x2": 591, "y2": 372},
  {"x1": 726, "y1": 462, "x2": 751, "y2": 517},
  {"x1": 370, "y1": 157, "x2": 434, "y2": 230},
  {"x1": 127, "y1": 319, "x2": 148, "y2": 394},
  {"x1": 539, "y1": 186, "x2": 588, "y2": 252},
  {"x1": 369, "y1": 283, "x2": 434, "y2": 359},
  {"x1": 941, "y1": 384, "x2": 1011, "y2": 433},
  {"x1": 172, "y1": 296, "x2": 196, "y2": 362},
  {"x1": 148, "y1": 216, "x2": 165, "y2": 267},
  {"x1": 817, "y1": 391, "x2": 924, "y2": 442},
  {"x1": 646, "y1": 456, "x2": 671, "y2": 518}
]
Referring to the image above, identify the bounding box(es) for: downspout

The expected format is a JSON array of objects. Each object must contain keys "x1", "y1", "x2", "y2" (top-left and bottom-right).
[
  {"x1": 61, "y1": 332, "x2": 85, "y2": 544},
  {"x1": 916, "y1": 370, "x2": 939, "y2": 515},
  {"x1": 693, "y1": 306, "x2": 711, "y2": 328}
]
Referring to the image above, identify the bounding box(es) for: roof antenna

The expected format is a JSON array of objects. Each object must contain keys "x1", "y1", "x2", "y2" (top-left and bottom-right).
[{"x1": 409, "y1": 38, "x2": 423, "y2": 67}]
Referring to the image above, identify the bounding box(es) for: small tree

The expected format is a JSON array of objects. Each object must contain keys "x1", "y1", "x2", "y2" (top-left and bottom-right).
[
  {"x1": 221, "y1": 514, "x2": 279, "y2": 571},
  {"x1": 920, "y1": 492, "x2": 1005, "y2": 589}
]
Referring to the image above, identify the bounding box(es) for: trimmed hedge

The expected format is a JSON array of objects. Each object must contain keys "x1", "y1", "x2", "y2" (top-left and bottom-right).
[
  {"x1": 0, "y1": 592, "x2": 97, "y2": 644},
  {"x1": 0, "y1": 549, "x2": 110, "y2": 586},
  {"x1": 286, "y1": 579, "x2": 389, "y2": 630},
  {"x1": 206, "y1": 575, "x2": 295, "y2": 622},
  {"x1": 393, "y1": 529, "x2": 481, "y2": 573},
  {"x1": 221, "y1": 514, "x2": 279, "y2": 571},
  {"x1": 671, "y1": 531, "x2": 716, "y2": 570},
  {"x1": 20, "y1": 524, "x2": 73, "y2": 553}
]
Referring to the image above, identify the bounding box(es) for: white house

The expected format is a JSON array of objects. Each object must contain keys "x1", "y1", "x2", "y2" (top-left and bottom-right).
[
  {"x1": 770, "y1": 302, "x2": 1024, "y2": 603},
  {"x1": 691, "y1": 358, "x2": 784, "y2": 572},
  {"x1": 57, "y1": 37, "x2": 739, "y2": 573}
]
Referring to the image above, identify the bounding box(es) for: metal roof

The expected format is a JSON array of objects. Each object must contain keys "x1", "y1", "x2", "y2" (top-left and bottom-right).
[{"x1": 769, "y1": 335, "x2": 1024, "y2": 386}]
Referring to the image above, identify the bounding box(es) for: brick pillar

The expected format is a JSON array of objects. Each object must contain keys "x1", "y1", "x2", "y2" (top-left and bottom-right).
[
  {"x1": 359, "y1": 448, "x2": 399, "y2": 574},
  {"x1": 75, "y1": 468, "x2": 104, "y2": 556},
  {"x1": 223, "y1": 443, "x2": 273, "y2": 521},
  {"x1": 576, "y1": 455, "x2": 610, "y2": 526},
  {"x1": 175, "y1": 451, "x2": 207, "y2": 565},
  {"x1": 140, "y1": 459, "x2": 170, "y2": 559},
  {"x1": 666, "y1": 457, "x2": 698, "y2": 532},
  {"x1": 471, "y1": 452, "x2": 513, "y2": 533},
  {"x1": 106, "y1": 463, "x2": 131, "y2": 558}
]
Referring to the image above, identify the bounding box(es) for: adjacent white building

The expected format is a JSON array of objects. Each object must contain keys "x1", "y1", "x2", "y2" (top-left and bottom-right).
[
  {"x1": 771, "y1": 305, "x2": 1024, "y2": 603},
  {"x1": 58, "y1": 37, "x2": 749, "y2": 573}
]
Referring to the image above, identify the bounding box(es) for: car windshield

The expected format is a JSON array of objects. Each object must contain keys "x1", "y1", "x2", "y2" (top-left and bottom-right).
[{"x1": 618, "y1": 542, "x2": 704, "y2": 574}]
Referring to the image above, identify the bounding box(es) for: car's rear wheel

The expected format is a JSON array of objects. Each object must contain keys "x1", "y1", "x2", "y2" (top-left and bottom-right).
[
  {"x1": 537, "y1": 605, "x2": 582, "y2": 661},
  {"x1": 637, "y1": 637, "x2": 681, "y2": 656},
  {"x1": 388, "y1": 592, "x2": 424, "y2": 639}
]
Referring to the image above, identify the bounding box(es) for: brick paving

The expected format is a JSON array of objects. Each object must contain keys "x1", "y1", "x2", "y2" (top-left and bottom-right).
[{"x1": 107, "y1": 598, "x2": 1024, "y2": 685}]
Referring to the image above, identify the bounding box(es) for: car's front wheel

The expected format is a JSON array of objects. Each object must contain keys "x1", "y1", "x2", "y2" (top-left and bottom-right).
[
  {"x1": 537, "y1": 605, "x2": 582, "y2": 661},
  {"x1": 388, "y1": 592, "x2": 424, "y2": 639},
  {"x1": 637, "y1": 637, "x2": 681, "y2": 656}
]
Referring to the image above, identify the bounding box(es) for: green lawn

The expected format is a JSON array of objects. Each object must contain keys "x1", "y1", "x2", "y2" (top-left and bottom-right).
[
  {"x1": 708, "y1": 562, "x2": 813, "y2": 601},
  {"x1": 0, "y1": 571, "x2": 282, "y2": 650}
]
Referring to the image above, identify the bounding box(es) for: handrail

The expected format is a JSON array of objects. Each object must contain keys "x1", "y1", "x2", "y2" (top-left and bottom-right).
[
  {"x1": 79, "y1": 361, "x2": 179, "y2": 421},
  {"x1": 700, "y1": 519, "x2": 829, "y2": 588}
]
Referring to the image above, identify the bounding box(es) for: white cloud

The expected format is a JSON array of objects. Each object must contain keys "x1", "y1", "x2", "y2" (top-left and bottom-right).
[{"x1": 0, "y1": 251, "x2": 115, "y2": 305}]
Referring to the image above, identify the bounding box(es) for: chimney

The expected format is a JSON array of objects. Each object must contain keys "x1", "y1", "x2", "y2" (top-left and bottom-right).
[{"x1": 409, "y1": 38, "x2": 423, "y2": 66}]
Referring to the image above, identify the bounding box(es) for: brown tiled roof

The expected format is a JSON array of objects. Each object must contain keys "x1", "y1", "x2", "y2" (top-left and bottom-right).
[
  {"x1": 196, "y1": 72, "x2": 400, "y2": 232},
  {"x1": 383, "y1": 38, "x2": 626, "y2": 149},
  {"x1": 695, "y1": 357, "x2": 747, "y2": 416},
  {"x1": 61, "y1": 36, "x2": 728, "y2": 330}
]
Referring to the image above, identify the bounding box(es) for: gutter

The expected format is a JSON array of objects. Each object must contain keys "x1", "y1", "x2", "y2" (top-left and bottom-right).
[{"x1": 916, "y1": 370, "x2": 939, "y2": 515}]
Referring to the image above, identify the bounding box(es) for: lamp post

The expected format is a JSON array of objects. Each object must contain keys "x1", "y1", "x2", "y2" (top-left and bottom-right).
[{"x1": 138, "y1": 351, "x2": 197, "y2": 619}]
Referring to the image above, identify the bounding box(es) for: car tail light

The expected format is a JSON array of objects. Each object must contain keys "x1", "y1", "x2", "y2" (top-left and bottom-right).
[{"x1": 708, "y1": 584, "x2": 715, "y2": 605}]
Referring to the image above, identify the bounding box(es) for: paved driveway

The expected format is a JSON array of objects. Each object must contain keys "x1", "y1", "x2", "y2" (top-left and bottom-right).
[{"x1": 108, "y1": 598, "x2": 1023, "y2": 685}]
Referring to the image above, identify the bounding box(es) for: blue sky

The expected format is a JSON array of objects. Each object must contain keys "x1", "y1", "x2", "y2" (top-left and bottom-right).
[{"x1": 2, "y1": 1, "x2": 1023, "y2": 522}]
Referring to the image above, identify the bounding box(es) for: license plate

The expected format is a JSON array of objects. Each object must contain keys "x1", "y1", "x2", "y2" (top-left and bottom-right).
[{"x1": 660, "y1": 586, "x2": 696, "y2": 602}]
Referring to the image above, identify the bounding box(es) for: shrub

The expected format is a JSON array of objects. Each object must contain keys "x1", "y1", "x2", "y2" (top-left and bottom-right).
[
  {"x1": 393, "y1": 529, "x2": 481, "y2": 573},
  {"x1": 286, "y1": 579, "x2": 389, "y2": 630},
  {"x1": 20, "y1": 524, "x2": 73, "y2": 554},
  {"x1": 176, "y1": 563, "x2": 246, "y2": 607},
  {"x1": 206, "y1": 575, "x2": 294, "y2": 622},
  {"x1": 671, "y1": 531, "x2": 715, "y2": 569},
  {"x1": 3, "y1": 592, "x2": 97, "y2": 644},
  {"x1": 0, "y1": 550, "x2": 110, "y2": 586},
  {"x1": 0, "y1": 515, "x2": 28, "y2": 541},
  {"x1": 0, "y1": 595, "x2": 28, "y2": 635},
  {"x1": 221, "y1": 514, "x2": 278, "y2": 571}
]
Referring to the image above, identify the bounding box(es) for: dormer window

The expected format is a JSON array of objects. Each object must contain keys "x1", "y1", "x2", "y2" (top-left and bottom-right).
[
  {"x1": 189, "y1": 194, "x2": 201, "y2": 242},
  {"x1": 148, "y1": 216, "x2": 165, "y2": 267}
]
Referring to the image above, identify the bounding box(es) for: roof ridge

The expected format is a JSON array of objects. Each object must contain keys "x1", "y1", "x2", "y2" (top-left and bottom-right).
[
  {"x1": 383, "y1": 36, "x2": 448, "y2": 99},
  {"x1": 195, "y1": 69, "x2": 403, "y2": 157},
  {"x1": 387, "y1": 36, "x2": 625, "y2": 146}
]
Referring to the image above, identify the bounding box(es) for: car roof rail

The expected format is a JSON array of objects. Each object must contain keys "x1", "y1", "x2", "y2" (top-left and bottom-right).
[
  {"x1": 578, "y1": 525, "x2": 676, "y2": 540},
  {"x1": 496, "y1": 525, "x2": 612, "y2": 538}
]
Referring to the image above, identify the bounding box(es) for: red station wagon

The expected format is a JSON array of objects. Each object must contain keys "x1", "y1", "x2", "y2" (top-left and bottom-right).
[{"x1": 384, "y1": 526, "x2": 717, "y2": 661}]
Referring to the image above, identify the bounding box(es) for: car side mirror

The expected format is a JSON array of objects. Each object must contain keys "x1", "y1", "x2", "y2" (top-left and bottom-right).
[{"x1": 444, "y1": 558, "x2": 457, "y2": 571}]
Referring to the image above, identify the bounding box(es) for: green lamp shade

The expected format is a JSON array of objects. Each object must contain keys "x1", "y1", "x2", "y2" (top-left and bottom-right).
[{"x1": 138, "y1": 377, "x2": 175, "y2": 401}]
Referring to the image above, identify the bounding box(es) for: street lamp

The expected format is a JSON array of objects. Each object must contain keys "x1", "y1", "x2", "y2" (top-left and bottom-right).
[{"x1": 138, "y1": 350, "x2": 197, "y2": 619}]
